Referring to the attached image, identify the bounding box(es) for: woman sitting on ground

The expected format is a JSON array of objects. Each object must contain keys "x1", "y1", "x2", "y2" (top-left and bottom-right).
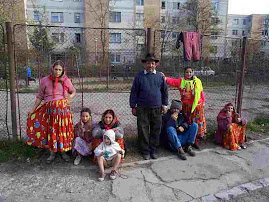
[
  {"x1": 92, "y1": 109, "x2": 125, "y2": 153},
  {"x1": 215, "y1": 102, "x2": 247, "y2": 151}
]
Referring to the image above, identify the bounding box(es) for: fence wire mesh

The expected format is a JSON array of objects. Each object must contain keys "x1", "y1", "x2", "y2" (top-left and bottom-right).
[
  {"x1": 0, "y1": 24, "x2": 268, "y2": 139},
  {"x1": 153, "y1": 30, "x2": 269, "y2": 132}
]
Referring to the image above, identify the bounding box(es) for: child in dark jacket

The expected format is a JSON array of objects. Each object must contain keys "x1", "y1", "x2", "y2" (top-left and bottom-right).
[
  {"x1": 162, "y1": 100, "x2": 198, "y2": 160},
  {"x1": 73, "y1": 108, "x2": 95, "y2": 165}
]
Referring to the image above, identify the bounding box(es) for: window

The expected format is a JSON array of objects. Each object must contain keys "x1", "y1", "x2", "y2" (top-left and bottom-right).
[
  {"x1": 161, "y1": 31, "x2": 165, "y2": 38},
  {"x1": 161, "y1": 16, "x2": 165, "y2": 23},
  {"x1": 172, "y1": 17, "x2": 178, "y2": 23},
  {"x1": 136, "y1": 0, "x2": 144, "y2": 6},
  {"x1": 173, "y1": 2, "x2": 180, "y2": 9},
  {"x1": 211, "y1": 17, "x2": 219, "y2": 24},
  {"x1": 136, "y1": 13, "x2": 143, "y2": 21},
  {"x1": 243, "y1": 19, "x2": 246, "y2": 25},
  {"x1": 75, "y1": 33, "x2": 81, "y2": 43},
  {"x1": 33, "y1": 11, "x2": 41, "y2": 21},
  {"x1": 265, "y1": 30, "x2": 268, "y2": 36},
  {"x1": 111, "y1": 54, "x2": 120, "y2": 63},
  {"x1": 110, "y1": 33, "x2": 121, "y2": 43},
  {"x1": 51, "y1": 12, "x2": 64, "y2": 23},
  {"x1": 172, "y1": 32, "x2": 179, "y2": 38},
  {"x1": 52, "y1": 33, "x2": 65, "y2": 43},
  {"x1": 232, "y1": 30, "x2": 238, "y2": 35},
  {"x1": 213, "y1": 2, "x2": 219, "y2": 11},
  {"x1": 233, "y1": 19, "x2": 239, "y2": 25},
  {"x1": 161, "y1": 1, "x2": 165, "y2": 9},
  {"x1": 110, "y1": 12, "x2": 121, "y2": 22},
  {"x1": 242, "y1": 30, "x2": 245, "y2": 36},
  {"x1": 211, "y1": 32, "x2": 218, "y2": 39},
  {"x1": 74, "y1": 13, "x2": 81, "y2": 23}
]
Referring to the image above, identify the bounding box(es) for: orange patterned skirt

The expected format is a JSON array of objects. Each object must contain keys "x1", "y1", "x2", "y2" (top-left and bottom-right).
[
  {"x1": 223, "y1": 123, "x2": 246, "y2": 151},
  {"x1": 26, "y1": 99, "x2": 74, "y2": 152},
  {"x1": 182, "y1": 103, "x2": 207, "y2": 138}
]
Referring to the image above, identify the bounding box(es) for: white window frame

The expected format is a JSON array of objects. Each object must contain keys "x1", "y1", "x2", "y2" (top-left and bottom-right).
[
  {"x1": 33, "y1": 11, "x2": 41, "y2": 21},
  {"x1": 110, "y1": 33, "x2": 121, "y2": 43},
  {"x1": 110, "y1": 12, "x2": 121, "y2": 22},
  {"x1": 162, "y1": 1, "x2": 166, "y2": 9},
  {"x1": 136, "y1": 0, "x2": 144, "y2": 6},
  {"x1": 51, "y1": 12, "x2": 64, "y2": 23},
  {"x1": 173, "y1": 2, "x2": 180, "y2": 9},
  {"x1": 111, "y1": 54, "x2": 121, "y2": 63},
  {"x1": 75, "y1": 33, "x2": 81, "y2": 43},
  {"x1": 232, "y1": 30, "x2": 238, "y2": 35},
  {"x1": 52, "y1": 33, "x2": 65, "y2": 43},
  {"x1": 74, "y1": 13, "x2": 81, "y2": 23},
  {"x1": 233, "y1": 19, "x2": 239, "y2": 25}
]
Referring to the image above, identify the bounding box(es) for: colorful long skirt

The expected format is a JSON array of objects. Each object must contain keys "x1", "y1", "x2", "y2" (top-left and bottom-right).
[
  {"x1": 72, "y1": 137, "x2": 92, "y2": 156},
  {"x1": 223, "y1": 123, "x2": 246, "y2": 151},
  {"x1": 182, "y1": 103, "x2": 207, "y2": 138},
  {"x1": 26, "y1": 99, "x2": 74, "y2": 152}
]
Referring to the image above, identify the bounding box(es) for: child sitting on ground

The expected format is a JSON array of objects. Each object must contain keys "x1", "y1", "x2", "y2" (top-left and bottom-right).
[
  {"x1": 73, "y1": 108, "x2": 95, "y2": 165},
  {"x1": 94, "y1": 129, "x2": 125, "y2": 181}
]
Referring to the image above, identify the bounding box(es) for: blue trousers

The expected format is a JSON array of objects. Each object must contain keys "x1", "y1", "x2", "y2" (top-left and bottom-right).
[{"x1": 167, "y1": 123, "x2": 198, "y2": 150}]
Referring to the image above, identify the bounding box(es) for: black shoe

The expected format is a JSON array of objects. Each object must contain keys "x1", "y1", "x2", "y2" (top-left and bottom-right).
[
  {"x1": 142, "y1": 154, "x2": 150, "y2": 160},
  {"x1": 150, "y1": 153, "x2": 158, "y2": 159},
  {"x1": 178, "y1": 147, "x2": 187, "y2": 160},
  {"x1": 185, "y1": 145, "x2": 196, "y2": 157}
]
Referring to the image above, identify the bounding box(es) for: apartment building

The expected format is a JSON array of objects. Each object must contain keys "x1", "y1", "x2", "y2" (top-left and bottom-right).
[
  {"x1": 26, "y1": 0, "x2": 84, "y2": 61},
  {"x1": 227, "y1": 14, "x2": 269, "y2": 56},
  {"x1": 25, "y1": 0, "x2": 230, "y2": 64}
]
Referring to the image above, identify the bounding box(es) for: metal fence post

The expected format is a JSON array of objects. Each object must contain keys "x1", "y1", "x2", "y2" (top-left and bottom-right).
[
  {"x1": 5, "y1": 22, "x2": 17, "y2": 139},
  {"x1": 146, "y1": 28, "x2": 151, "y2": 54},
  {"x1": 236, "y1": 37, "x2": 247, "y2": 116}
]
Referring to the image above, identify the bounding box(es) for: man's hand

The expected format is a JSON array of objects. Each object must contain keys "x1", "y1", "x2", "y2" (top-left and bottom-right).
[
  {"x1": 177, "y1": 126, "x2": 184, "y2": 133},
  {"x1": 171, "y1": 112, "x2": 178, "y2": 120},
  {"x1": 132, "y1": 108, "x2": 137, "y2": 116},
  {"x1": 161, "y1": 107, "x2": 167, "y2": 114}
]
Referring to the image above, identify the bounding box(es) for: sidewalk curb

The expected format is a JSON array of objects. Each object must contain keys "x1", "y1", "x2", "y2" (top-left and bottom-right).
[{"x1": 195, "y1": 178, "x2": 269, "y2": 202}]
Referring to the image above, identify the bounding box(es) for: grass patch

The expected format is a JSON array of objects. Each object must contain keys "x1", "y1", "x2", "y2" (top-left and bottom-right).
[
  {"x1": 247, "y1": 118, "x2": 269, "y2": 134},
  {"x1": 0, "y1": 140, "x2": 38, "y2": 163}
]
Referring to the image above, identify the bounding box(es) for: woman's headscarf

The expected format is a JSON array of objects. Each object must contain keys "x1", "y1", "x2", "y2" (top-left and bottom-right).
[
  {"x1": 100, "y1": 109, "x2": 120, "y2": 130},
  {"x1": 180, "y1": 68, "x2": 203, "y2": 112},
  {"x1": 217, "y1": 102, "x2": 235, "y2": 120},
  {"x1": 48, "y1": 60, "x2": 68, "y2": 98}
]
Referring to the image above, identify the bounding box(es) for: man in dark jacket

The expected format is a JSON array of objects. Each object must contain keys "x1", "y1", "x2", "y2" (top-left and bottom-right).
[
  {"x1": 162, "y1": 99, "x2": 198, "y2": 160},
  {"x1": 130, "y1": 53, "x2": 168, "y2": 160}
]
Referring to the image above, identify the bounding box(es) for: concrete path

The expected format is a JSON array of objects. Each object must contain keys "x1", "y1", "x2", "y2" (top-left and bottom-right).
[{"x1": 0, "y1": 139, "x2": 269, "y2": 202}]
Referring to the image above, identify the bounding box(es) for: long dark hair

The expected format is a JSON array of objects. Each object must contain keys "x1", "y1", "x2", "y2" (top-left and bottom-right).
[{"x1": 80, "y1": 107, "x2": 92, "y2": 132}]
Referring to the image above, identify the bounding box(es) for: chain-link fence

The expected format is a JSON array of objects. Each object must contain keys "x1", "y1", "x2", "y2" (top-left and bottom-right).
[
  {"x1": 153, "y1": 30, "x2": 269, "y2": 131},
  {"x1": 0, "y1": 25, "x2": 268, "y2": 140}
]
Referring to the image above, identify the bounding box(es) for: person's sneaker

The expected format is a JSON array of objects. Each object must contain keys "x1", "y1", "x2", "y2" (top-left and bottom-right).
[
  {"x1": 74, "y1": 155, "x2": 82, "y2": 165},
  {"x1": 142, "y1": 154, "x2": 150, "y2": 160},
  {"x1": 178, "y1": 147, "x2": 187, "y2": 160},
  {"x1": 150, "y1": 153, "x2": 158, "y2": 159},
  {"x1": 46, "y1": 152, "x2": 56, "y2": 164},
  {"x1": 61, "y1": 152, "x2": 70, "y2": 162},
  {"x1": 185, "y1": 145, "x2": 196, "y2": 157},
  {"x1": 98, "y1": 172, "x2": 106, "y2": 182},
  {"x1": 110, "y1": 170, "x2": 117, "y2": 180}
]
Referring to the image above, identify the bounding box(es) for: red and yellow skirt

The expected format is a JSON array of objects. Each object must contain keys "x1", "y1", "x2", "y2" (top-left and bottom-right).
[
  {"x1": 223, "y1": 123, "x2": 246, "y2": 151},
  {"x1": 26, "y1": 99, "x2": 74, "y2": 152},
  {"x1": 182, "y1": 103, "x2": 207, "y2": 138}
]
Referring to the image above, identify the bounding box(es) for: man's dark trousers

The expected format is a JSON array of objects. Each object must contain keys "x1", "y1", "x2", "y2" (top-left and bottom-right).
[{"x1": 137, "y1": 107, "x2": 162, "y2": 155}]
